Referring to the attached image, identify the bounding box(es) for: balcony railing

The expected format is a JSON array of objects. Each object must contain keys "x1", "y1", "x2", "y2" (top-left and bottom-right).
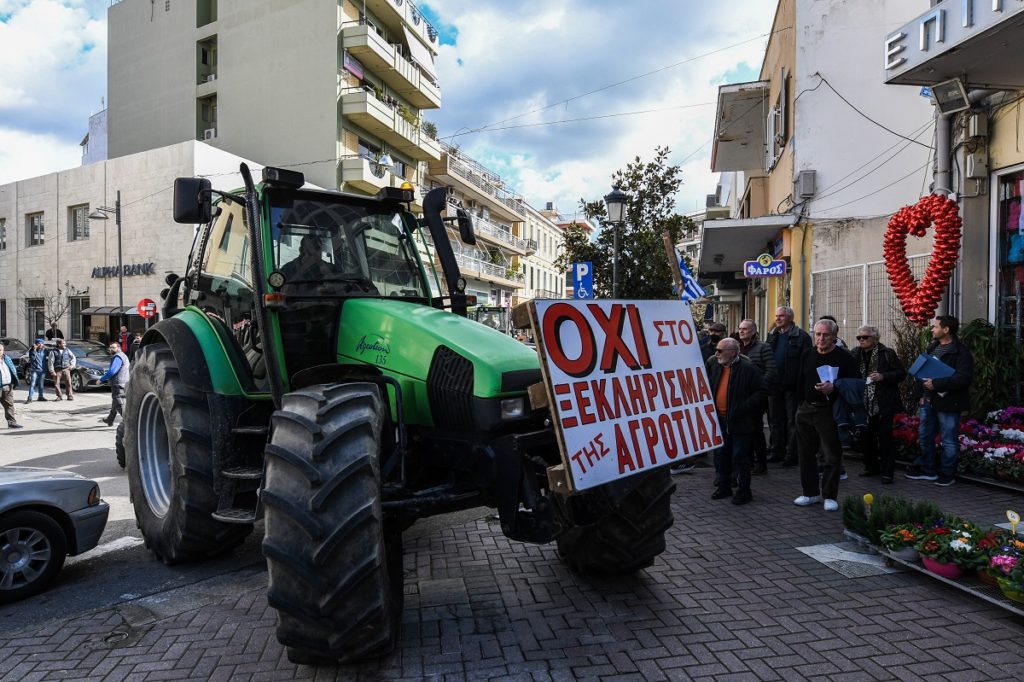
[
  {"x1": 340, "y1": 23, "x2": 441, "y2": 109},
  {"x1": 532, "y1": 289, "x2": 563, "y2": 299},
  {"x1": 451, "y1": 253, "x2": 524, "y2": 285},
  {"x1": 471, "y1": 215, "x2": 530, "y2": 253},
  {"x1": 439, "y1": 141, "x2": 525, "y2": 216}
]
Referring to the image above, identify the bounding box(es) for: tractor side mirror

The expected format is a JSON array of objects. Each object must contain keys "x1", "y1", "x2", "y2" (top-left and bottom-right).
[
  {"x1": 172, "y1": 177, "x2": 212, "y2": 224},
  {"x1": 164, "y1": 272, "x2": 179, "y2": 287},
  {"x1": 455, "y1": 208, "x2": 476, "y2": 246}
]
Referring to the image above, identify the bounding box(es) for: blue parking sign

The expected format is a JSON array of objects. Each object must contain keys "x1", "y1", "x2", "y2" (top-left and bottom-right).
[{"x1": 573, "y1": 261, "x2": 593, "y2": 299}]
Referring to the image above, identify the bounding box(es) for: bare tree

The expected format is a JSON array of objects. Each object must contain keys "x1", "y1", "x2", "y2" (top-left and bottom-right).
[{"x1": 19, "y1": 280, "x2": 87, "y2": 333}]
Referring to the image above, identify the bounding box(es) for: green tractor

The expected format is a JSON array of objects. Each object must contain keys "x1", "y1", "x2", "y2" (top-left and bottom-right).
[{"x1": 120, "y1": 164, "x2": 675, "y2": 663}]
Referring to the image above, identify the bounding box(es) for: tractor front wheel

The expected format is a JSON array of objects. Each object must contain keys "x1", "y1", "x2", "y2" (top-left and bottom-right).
[
  {"x1": 554, "y1": 468, "x2": 675, "y2": 575},
  {"x1": 262, "y1": 383, "x2": 402, "y2": 664},
  {"x1": 123, "y1": 343, "x2": 252, "y2": 563}
]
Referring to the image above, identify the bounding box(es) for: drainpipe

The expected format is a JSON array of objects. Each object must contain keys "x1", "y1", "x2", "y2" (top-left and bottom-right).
[{"x1": 935, "y1": 89, "x2": 998, "y2": 314}]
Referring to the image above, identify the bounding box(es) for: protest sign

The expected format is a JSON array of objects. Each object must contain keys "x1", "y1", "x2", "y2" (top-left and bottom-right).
[{"x1": 532, "y1": 299, "x2": 721, "y2": 491}]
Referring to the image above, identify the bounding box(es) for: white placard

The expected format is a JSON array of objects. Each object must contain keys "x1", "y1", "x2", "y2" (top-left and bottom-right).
[{"x1": 534, "y1": 299, "x2": 722, "y2": 491}]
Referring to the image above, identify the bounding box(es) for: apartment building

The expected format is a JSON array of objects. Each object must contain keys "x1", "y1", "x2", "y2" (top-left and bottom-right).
[
  {"x1": 424, "y1": 142, "x2": 533, "y2": 323},
  {"x1": 700, "y1": 0, "x2": 934, "y2": 339},
  {"x1": 107, "y1": 0, "x2": 441, "y2": 198},
  {"x1": 520, "y1": 203, "x2": 568, "y2": 305}
]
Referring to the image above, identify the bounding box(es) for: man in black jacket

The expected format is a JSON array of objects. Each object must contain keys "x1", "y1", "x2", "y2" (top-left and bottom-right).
[
  {"x1": 708, "y1": 338, "x2": 768, "y2": 505},
  {"x1": 906, "y1": 315, "x2": 974, "y2": 486},
  {"x1": 793, "y1": 319, "x2": 858, "y2": 511},
  {"x1": 850, "y1": 326, "x2": 906, "y2": 483},
  {"x1": 766, "y1": 306, "x2": 812, "y2": 466},
  {"x1": 736, "y1": 319, "x2": 776, "y2": 474}
]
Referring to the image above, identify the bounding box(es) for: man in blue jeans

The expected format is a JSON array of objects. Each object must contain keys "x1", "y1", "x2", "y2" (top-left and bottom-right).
[
  {"x1": 25, "y1": 338, "x2": 48, "y2": 403},
  {"x1": 906, "y1": 315, "x2": 974, "y2": 486}
]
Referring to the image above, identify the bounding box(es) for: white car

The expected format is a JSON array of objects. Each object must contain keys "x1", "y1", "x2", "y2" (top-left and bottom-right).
[{"x1": 0, "y1": 467, "x2": 110, "y2": 603}]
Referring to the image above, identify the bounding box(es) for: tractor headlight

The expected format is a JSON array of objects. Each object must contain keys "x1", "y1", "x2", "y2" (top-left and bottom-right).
[{"x1": 500, "y1": 398, "x2": 526, "y2": 420}]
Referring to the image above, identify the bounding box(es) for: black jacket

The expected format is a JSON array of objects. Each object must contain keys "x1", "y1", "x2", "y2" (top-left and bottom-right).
[
  {"x1": 767, "y1": 325, "x2": 812, "y2": 391},
  {"x1": 850, "y1": 342, "x2": 906, "y2": 416},
  {"x1": 922, "y1": 338, "x2": 974, "y2": 413},
  {"x1": 705, "y1": 355, "x2": 768, "y2": 434}
]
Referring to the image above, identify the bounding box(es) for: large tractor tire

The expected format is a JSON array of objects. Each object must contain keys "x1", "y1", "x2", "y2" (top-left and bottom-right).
[
  {"x1": 554, "y1": 468, "x2": 675, "y2": 575},
  {"x1": 262, "y1": 383, "x2": 402, "y2": 664},
  {"x1": 123, "y1": 343, "x2": 252, "y2": 563}
]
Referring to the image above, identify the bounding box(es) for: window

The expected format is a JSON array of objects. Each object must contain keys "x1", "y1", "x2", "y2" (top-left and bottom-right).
[
  {"x1": 69, "y1": 204, "x2": 89, "y2": 241},
  {"x1": 25, "y1": 298, "x2": 44, "y2": 339},
  {"x1": 0, "y1": 218, "x2": 6, "y2": 251},
  {"x1": 0, "y1": 299, "x2": 6, "y2": 336},
  {"x1": 27, "y1": 212, "x2": 44, "y2": 246},
  {"x1": 70, "y1": 297, "x2": 89, "y2": 339}
]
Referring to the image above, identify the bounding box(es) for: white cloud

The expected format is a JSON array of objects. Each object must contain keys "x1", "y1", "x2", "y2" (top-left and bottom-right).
[
  {"x1": 423, "y1": 0, "x2": 776, "y2": 216},
  {"x1": 0, "y1": 0, "x2": 106, "y2": 151},
  {"x1": 0, "y1": 127, "x2": 82, "y2": 184}
]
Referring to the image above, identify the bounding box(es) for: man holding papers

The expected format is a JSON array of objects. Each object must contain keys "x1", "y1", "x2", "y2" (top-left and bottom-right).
[
  {"x1": 905, "y1": 316, "x2": 975, "y2": 486},
  {"x1": 793, "y1": 319, "x2": 858, "y2": 511}
]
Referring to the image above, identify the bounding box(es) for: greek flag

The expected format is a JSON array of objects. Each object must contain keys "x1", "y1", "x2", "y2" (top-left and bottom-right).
[{"x1": 676, "y1": 249, "x2": 706, "y2": 303}]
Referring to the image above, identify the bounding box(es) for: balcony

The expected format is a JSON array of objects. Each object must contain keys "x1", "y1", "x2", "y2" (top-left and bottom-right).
[
  {"x1": 340, "y1": 89, "x2": 441, "y2": 162},
  {"x1": 339, "y1": 156, "x2": 392, "y2": 194},
  {"x1": 428, "y1": 150, "x2": 526, "y2": 223},
  {"x1": 469, "y1": 215, "x2": 530, "y2": 254},
  {"x1": 451, "y1": 253, "x2": 525, "y2": 288},
  {"x1": 357, "y1": 0, "x2": 440, "y2": 55},
  {"x1": 532, "y1": 289, "x2": 563, "y2": 300},
  {"x1": 340, "y1": 24, "x2": 440, "y2": 109}
]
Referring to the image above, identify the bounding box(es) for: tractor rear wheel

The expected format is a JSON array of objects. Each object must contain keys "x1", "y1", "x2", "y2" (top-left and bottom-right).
[
  {"x1": 124, "y1": 343, "x2": 252, "y2": 563},
  {"x1": 262, "y1": 383, "x2": 401, "y2": 664},
  {"x1": 554, "y1": 468, "x2": 675, "y2": 575}
]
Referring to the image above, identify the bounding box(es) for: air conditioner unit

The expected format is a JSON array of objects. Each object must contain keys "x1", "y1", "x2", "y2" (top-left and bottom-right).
[
  {"x1": 207, "y1": 73, "x2": 217, "y2": 82},
  {"x1": 796, "y1": 169, "x2": 816, "y2": 199},
  {"x1": 203, "y1": 128, "x2": 217, "y2": 140}
]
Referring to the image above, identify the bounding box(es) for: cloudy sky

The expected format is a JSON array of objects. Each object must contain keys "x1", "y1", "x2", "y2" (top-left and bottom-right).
[{"x1": 0, "y1": 0, "x2": 776, "y2": 216}]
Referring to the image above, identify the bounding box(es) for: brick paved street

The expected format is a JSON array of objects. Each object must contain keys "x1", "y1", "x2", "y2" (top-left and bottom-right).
[{"x1": 2, "y1": 461, "x2": 1023, "y2": 681}]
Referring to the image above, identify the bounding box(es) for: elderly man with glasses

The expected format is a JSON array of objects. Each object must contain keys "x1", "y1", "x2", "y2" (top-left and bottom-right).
[
  {"x1": 848, "y1": 326, "x2": 905, "y2": 483},
  {"x1": 706, "y1": 337, "x2": 768, "y2": 505},
  {"x1": 793, "y1": 319, "x2": 858, "y2": 511}
]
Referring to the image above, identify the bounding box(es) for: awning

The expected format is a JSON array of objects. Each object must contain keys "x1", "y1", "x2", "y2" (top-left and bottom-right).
[
  {"x1": 80, "y1": 305, "x2": 141, "y2": 316},
  {"x1": 710, "y1": 81, "x2": 768, "y2": 173},
  {"x1": 883, "y1": 2, "x2": 1024, "y2": 88},
  {"x1": 403, "y1": 25, "x2": 437, "y2": 81},
  {"x1": 699, "y1": 214, "x2": 797, "y2": 275}
]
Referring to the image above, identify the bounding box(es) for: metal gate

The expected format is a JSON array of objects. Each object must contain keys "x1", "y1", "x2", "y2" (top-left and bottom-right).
[{"x1": 810, "y1": 255, "x2": 929, "y2": 344}]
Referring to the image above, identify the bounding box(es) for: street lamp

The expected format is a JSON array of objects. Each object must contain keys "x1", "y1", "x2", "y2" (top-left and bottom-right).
[
  {"x1": 604, "y1": 184, "x2": 627, "y2": 299},
  {"x1": 89, "y1": 191, "x2": 123, "y2": 341}
]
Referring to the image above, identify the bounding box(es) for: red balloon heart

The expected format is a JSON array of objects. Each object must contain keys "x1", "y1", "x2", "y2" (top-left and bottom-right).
[{"x1": 883, "y1": 194, "x2": 962, "y2": 327}]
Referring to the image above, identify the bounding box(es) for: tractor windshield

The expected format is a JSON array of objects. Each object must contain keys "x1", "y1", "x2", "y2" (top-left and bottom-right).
[{"x1": 269, "y1": 193, "x2": 427, "y2": 299}]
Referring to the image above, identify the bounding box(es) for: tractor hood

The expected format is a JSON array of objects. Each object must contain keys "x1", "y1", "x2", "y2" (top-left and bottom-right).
[{"x1": 337, "y1": 299, "x2": 540, "y2": 398}]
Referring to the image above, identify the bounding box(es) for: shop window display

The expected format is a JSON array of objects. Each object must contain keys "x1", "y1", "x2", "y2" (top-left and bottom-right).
[{"x1": 997, "y1": 170, "x2": 1024, "y2": 336}]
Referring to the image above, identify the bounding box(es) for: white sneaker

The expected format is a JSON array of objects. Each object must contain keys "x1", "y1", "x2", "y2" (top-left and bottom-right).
[
  {"x1": 823, "y1": 499, "x2": 839, "y2": 512},
  {"x1": 794, "y1": 495, "x2": 822, "y2": 506}
]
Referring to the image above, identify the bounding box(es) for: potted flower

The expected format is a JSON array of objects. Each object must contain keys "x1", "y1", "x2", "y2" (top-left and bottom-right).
[
  {"x1": 988, "y1": 539, "x2": 1024, "y2": 604},
  {"x1": 914, "y1": 520, "x2": 976, "y2": 579},
  {"x1": 973, "y1": 528, "x2": 1012, "y2": 585},
  {"x1": 879, "y1": 523, "x2": 924, "y2": 561}
]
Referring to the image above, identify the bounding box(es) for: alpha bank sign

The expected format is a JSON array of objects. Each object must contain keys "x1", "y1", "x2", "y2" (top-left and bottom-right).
[
  {"x1": 91, "y1": 262, "x2": 157, "y2": 278},
  {"x1": 884, "y1": 0, "x2": 1024, "y2": 82}
]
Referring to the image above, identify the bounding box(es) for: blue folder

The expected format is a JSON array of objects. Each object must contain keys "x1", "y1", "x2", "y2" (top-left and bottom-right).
[{"x1": 907, "y1": 353, "x2": 955, "y2": 380}]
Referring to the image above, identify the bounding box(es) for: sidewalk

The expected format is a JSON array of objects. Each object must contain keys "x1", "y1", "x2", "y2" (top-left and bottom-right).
[{"x1": 2, "y1": 456, "x2": 1023, "y2": 680}]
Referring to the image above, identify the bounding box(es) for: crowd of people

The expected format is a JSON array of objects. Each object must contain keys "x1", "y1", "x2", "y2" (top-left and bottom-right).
[
  {"x1": 0, "y1": 325, "x2": 139, "y2": 431},
  {"x1": 673, "y1": 308, "x2": 975, "y2": 510}
]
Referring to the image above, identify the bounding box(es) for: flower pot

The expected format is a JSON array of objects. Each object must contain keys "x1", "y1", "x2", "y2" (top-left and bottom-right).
[
  {"x1": 921, "y1": 556, "x2": 964, "y2": 579},
  {"x1": 976, "y1": 568, "x2": 999, "y2": 586},
  {"x1": 997, "y1": 577, "x2": 1024, "y2": 604},
  {"x1": 889, "y1": 547, "x2": 919, "y2": 562}
]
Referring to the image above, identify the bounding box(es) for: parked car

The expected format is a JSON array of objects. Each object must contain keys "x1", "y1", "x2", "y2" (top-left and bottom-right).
[
  {"x1": 0, "y1": 337, "x2": 29, "y2": 368},
  {"x1": 18, "y1": 340, "x2": 114, "y2": 391},
  {"x1": 0, "y1": 467, "x2": 110, "y2": 603}
]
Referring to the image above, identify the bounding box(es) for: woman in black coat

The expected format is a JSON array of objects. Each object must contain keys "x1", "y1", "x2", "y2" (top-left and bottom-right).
[{"x1": 849, "y1": 326, "x2": 906, "y2": 482}]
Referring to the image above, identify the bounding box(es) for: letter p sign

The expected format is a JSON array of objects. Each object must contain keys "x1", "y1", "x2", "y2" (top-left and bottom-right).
[{"x1": 573, "y1": 261, "x2": 593, "y2": 300}]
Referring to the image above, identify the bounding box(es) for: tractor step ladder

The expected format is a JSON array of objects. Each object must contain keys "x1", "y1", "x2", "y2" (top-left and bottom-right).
[
  {"x1": 222, "y1": 466, "x2": 263, "y2": 480},
  {"x1": 211, "y1": 508, "x2": 257, "y2": 524}
]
